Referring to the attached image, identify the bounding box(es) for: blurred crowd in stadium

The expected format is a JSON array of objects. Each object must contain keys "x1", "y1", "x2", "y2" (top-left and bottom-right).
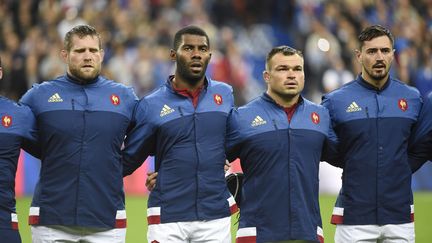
[{"x1": 1, "y1": 0, "x2": 432, "y2": 106}]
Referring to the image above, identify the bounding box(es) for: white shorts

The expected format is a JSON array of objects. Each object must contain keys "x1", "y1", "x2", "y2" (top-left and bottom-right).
[
  {"x1": 31, "y1": 225, "x2": 126, "y2": 243},
  {"x1": 335, "y1": 223, "x2": 415, "y2": 243},
  {"x1": 147, "y1": 216, "x2": 231, "y2": 243}
]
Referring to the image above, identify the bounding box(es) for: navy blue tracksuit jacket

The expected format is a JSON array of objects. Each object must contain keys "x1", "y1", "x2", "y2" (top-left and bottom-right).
[
  {"x1": 409, "y1": 92, "x2": 432, "y2": 172},
  {"x1": 20, "y1": 75, "x2": 137, "y2": 228},
  {"x1": 226, "y1": 93, "x2": 339, "y2": 243},
  {"x1": 0, "y1": 97, "x2": 36, "y2": 232},
  {"x1": 122, "y1": 77, "x2": 238, "y2": 225},
  {"x1": 322, "y1": 75, "x2": 422, "y2": 225}
]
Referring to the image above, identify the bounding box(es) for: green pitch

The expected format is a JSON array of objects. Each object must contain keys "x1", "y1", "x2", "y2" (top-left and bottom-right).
[{"x1": 16, "y1": 192, "x2": 432, "y2": 242}]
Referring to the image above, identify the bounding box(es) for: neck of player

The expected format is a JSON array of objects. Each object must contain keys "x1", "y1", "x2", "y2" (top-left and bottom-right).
[{"x1": 267, "y1": 91, "x2": 299, "y2": 108}]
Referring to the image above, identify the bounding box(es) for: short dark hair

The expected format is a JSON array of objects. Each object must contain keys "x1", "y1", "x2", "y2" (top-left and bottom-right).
[
  {"x1": 64, "y1": 24, "x2": 102, "y2": 51},
  {"x1": 265, "y1": 45, "x2": 303, "y2": 70},
  {"x1": 358, "y1": 25, "x2": 394, "y2": 49},
  {"x1": 173, "y1": 25, "x2": 210, "y2": 51}
]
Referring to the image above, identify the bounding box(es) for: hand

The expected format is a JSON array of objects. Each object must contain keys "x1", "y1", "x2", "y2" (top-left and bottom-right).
[
  {"x1": 146, "y1": 172, "x2": 158, "y2": 191},
  {"x1": 224, "y1": 160, "x2": 231, "y2": 172}
]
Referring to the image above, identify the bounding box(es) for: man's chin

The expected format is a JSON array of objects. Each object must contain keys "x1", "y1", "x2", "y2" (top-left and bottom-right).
[
  {"x1": 185, "y1": 73, "x2": 204, "y2": 85},
  {"x1": 371, "y1": 73, "x2": 387, "y2": 81},
  {"x1": 185, "y1": 78, "x2": 201, "y2": 86},
  {"x1": 190, "y1": 71, "x2": 204, "y2": 77},
  {"x1": 80, "y1": 70, "x2": 99, "y2": 78},
  {"x1": 76, "y1": 74, "x2": 98, "y2": 83}
]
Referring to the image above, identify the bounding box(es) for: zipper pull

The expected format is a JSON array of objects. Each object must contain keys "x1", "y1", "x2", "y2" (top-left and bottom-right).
[
  {"x1": 272, "y1": 119, "x2": 278, "y2": 130},
  {"x1": 178, "y1": 106, "x2": 184, "y2": 116}
]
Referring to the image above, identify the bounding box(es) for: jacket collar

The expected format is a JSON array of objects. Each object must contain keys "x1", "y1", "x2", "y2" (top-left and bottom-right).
[
  {"x1": 65, "y1": 73, "x2": 99, "y2": 85},
  {"x1": 261, "y1": 92, "x2": 304, "y2": 108},
  {"x1": 165, "y1": 75, "x2": 209, "y2": 93}
]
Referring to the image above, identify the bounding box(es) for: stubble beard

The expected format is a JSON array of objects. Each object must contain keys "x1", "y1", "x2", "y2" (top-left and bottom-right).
[
  {"x1": 69, "y1": 66, "x2": 100, "y2": 83},
  {"x1": 177, "y1": 61, "x2": 208, "y2": 87},
  {"x1": 366, "y1": 67, "x2": 389, "y2": 82},
  {"x1": 272, "y1": 87, "x2": 300, "y2": 102}
]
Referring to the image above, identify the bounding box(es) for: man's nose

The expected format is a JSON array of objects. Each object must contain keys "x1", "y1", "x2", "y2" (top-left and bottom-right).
[
  {"x1": 376, "y1": 50, "x2": 384, "y2": 60},
  {"x1": 191, "y1": 48, "x2": 202, "y2": 58},
  {"x1": 83, "y1": 50, "x2": 93, "y2": 59},
  {"x1": 287, "y1": 70, "x2": 296, "y2": 78}
]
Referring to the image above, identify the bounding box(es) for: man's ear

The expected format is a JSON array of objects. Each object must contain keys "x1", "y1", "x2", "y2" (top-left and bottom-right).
[
  {"x1": 100, "y1": 49, "x2": 105, "y2": 62},
  {"x1": 170, "y1": 49, "x2": 176, "y2": 61},
  {"x1": 355, "y1": 49, "x2": 362, "y2": 63},
  {"x1": 60, "y1": 50, "x2": 68, "y2": 63},
  {"x1": 263, "y1": 70, "x2": 270, "y2": 84}
]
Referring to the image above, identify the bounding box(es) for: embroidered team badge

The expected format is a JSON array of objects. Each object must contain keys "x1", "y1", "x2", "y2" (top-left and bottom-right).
[
  {"x1": 213, "y1": 94, "x2": 223, "y2": 105},
  {"x1": 2, "y1": 115, "x2": 12, "y2": 127},
  {"x1": 311, "y1": 112, "x2": 320, "y2": 124},
  {"x1": 398, "y1": 99, "x2": 408, "y2": 111},
  {"x1": 111, "y1": 94, "x2": 120, "y2": 106}
]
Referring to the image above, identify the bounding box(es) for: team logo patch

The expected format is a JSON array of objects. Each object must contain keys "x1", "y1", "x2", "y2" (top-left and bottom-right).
[
  {"x1": 2, "y1": 115, "x2": 12, "y2": 127},
  {"x1": 398, "y1": 99, "x2": 408, "y2": 111},
  {"x1": 214, "y1": 94, "x2": 223, "y2": 105},
  {"x1": 111, "y1": 94, "x2": 120, "y2": 106},
  {"x1": 311, "y1": 112, "x2": 320, "y2": 124}
]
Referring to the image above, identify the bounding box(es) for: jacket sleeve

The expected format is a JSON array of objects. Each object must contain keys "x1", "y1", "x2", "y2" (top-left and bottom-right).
[
  {"x1": 20, "y1": 104, "x2": 41, "y2": 158},
  {"x1": 225, "y1": 108, "x2": 242, "y2": 162},
  {"x1": 321, "y1": 123, "x2": 343, "y2": 168},
  {"x1": 320, "y1": 95, "x2": 343, "y2": 168},
  {"x1": 408, "y1": 93, "x2": 432, "y2": 173},
  {"x1": 19, "y1": 87, "x2": 41, "y2": 158},
  {"x1": 122, "y1": 99, "x2": 156, "y2": 176}
]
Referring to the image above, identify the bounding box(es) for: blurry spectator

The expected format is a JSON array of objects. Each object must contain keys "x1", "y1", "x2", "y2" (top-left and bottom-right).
[
  {"x1": 322, "y1": 57, "x2": 354, "y2": 93},
  {"x1": 304, "y1": 17, "x2": 342, "y2": 97},
  {"x1": 106, "y1": 42, "x2": 134, "y2": 86},
  {"x1": 39, "y1": 43, "x2": 65, "y2": 82},
  {"x1": 210, "y1": 26, "x2": 249, "y2": 105},
  {"x1": 131, "y1": 42, "x2": 157, "y2": 97},
  {"x1": 57, "y1": 7, "x2": 86, "y2": 39},
  {"x1": 0, "y1": 0, "x2": 431, "y2": 108},
  {"x1": 3, "y1": 29, "x2": 27, "y2": 100},
  {"x1": 414, "y1": 48, "x2": 432, "y2": 98}
]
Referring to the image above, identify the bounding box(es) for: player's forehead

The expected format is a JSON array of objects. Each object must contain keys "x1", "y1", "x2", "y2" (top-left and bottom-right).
[
  {"x1": 361, "y1": 35, "x2": 392, "y2": 50},
  {"x1": 270, "y1": 53, "x2": 304, "y2": 67},
  {"x1": 179, "y1": 34, "x2": 209, "y2": 47},
  {"x1": 70, "y1": 35, "x2": 100, "y2": 50}
]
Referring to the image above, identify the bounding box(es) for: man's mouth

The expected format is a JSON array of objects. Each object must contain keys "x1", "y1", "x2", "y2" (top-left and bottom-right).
[
  {"x1": 373, "y1": 64, "x2": 385, "y2": 69},
  {"x1": 284, "y1": 81, "x2": 297, "y2": 86},
  {"x1": 190, "y1": 63, "x2": 203, "y2": 71}
]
